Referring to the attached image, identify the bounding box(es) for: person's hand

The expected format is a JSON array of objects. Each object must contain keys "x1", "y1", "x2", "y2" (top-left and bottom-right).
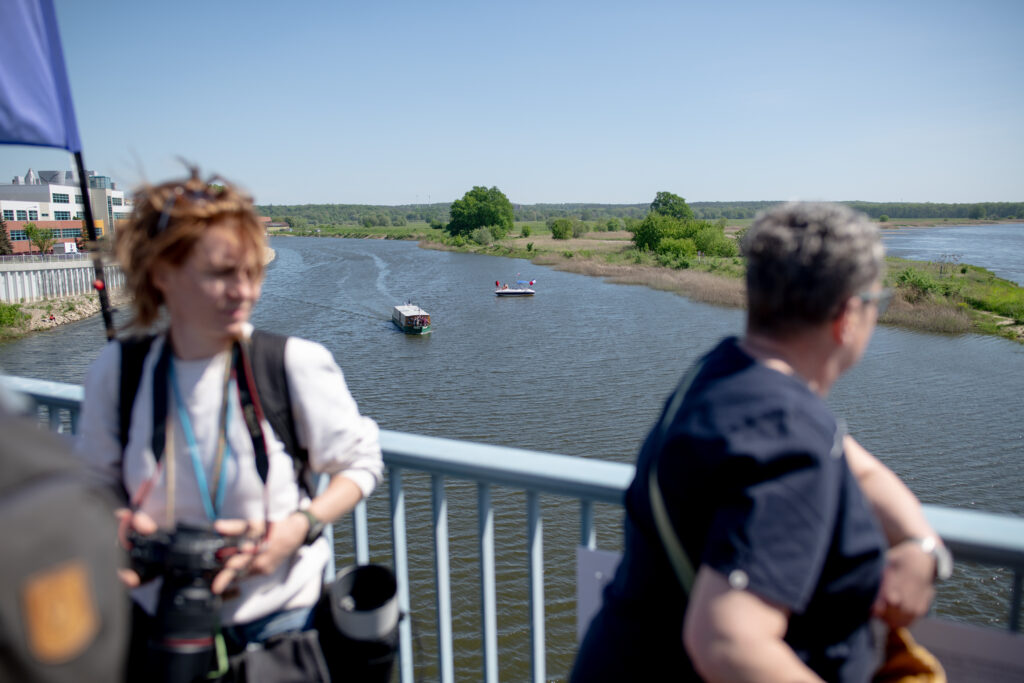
[
  {"x1": 210, "y1": 514, "x2": 309, "y2": 594},
  {"x1": 872, "y1": 540, "x2": 936, "y2": 628},
  {"x1": 114, "y1": 507, "x2": 158, "y2": 588}
]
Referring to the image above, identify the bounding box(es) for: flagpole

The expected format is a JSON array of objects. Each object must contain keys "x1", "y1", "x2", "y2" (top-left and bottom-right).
[{"x1": 74, "y1": 151, "x2": 115, "y2": 339}]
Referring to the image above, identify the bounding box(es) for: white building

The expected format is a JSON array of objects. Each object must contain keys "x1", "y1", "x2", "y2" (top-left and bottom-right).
[{"x1": 0, "y1": 168, "x2": 131, "y2": 253}]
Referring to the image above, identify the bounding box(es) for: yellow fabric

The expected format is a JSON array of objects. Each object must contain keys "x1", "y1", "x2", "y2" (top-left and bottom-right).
[
  {"x1": 22, "y1": 559, "x2": 99, "y2": 663},
  {"x1": 874, "y1": 627, "x2": 946, "y2": 683}
]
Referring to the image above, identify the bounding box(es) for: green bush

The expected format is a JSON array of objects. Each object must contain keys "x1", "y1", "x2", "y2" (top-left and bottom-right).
[
  {"x1": 526, "y1": 242, "x2": 533, "y2": 252},
  {"x1": 471, "y1": 227, "x2": 495, "y2": 245},
  {"x1": 631, "y1": 213, "x2": 678, "y2": 251},
  {"x1": 0, "y1": 303, "x2": 29, "y2": 329},
  {"x1": 657, "y1": 237, "x2": 698, "y2": 258},
  {"x1": 655, "y1": 252, "x2": 691, "y2": 269},
  {"x1": 895, "y1": 268, "x2": 939, "y2": 302},
  {"x1": 550, "y1": 218, "x2": 573, "y2": 240},
  {"x1": 694, "y1": 226, "x2": 739, "y2": 257},
  {"x1": 521, "y1": 225, "x2": 531, "y2": 238}
]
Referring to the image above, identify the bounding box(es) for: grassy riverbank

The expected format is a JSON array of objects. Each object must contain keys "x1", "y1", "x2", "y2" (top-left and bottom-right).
[{"x1": 0, "y1": 290, "x2": 131, "y2": 342}]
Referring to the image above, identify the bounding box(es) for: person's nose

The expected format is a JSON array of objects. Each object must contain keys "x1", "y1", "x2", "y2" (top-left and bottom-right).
[{"x1": 227, "y1": 270, "x2": 256, "y2": 299}]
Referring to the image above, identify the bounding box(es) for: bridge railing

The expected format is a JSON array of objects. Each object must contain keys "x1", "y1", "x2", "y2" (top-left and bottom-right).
[{"x1": 3, "y1": 374, "x2": 1023, "y2": 683}]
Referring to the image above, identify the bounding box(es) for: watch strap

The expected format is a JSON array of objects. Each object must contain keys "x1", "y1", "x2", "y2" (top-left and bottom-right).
[
  {"x1": 908, "y1": 536, "x2": 953, "y2": 581},
  {"x1": 297, "y1": 508, "x2": 326, "y2": 545}
]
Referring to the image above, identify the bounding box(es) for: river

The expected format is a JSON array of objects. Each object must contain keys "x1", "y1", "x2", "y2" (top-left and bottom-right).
[{"x1": 1, "y1": 226, "x2": 1022, "y2": 679}]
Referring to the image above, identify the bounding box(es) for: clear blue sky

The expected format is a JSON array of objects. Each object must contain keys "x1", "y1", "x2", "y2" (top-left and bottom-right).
[{"x1": 4, "y1": 0, "x2": 1022, "y2": 206}]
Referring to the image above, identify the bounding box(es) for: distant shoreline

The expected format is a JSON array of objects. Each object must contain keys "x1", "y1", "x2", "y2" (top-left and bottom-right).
[{"x1": 0, "y1": 247, "x2": 277, "y2": 342}]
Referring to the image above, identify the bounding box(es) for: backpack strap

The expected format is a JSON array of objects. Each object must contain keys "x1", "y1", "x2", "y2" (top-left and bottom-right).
[
  {"x1": 118, "y1": 334, "x2": 156, "y2": 452},
  {"x1": 249, "y1": 330, "x2": 312, "y2": 494},
  {"x1": 117, "y1": 330, "x2": 312, "y2": 495}
]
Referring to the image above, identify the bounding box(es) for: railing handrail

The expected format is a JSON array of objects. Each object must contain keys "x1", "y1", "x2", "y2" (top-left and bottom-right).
[
  {"x1": 381, "y1": 429, "x2": 635, "y2": 504},
  {"x1": 6, "y1": 374, "x2": 1022, "y2": 567}
]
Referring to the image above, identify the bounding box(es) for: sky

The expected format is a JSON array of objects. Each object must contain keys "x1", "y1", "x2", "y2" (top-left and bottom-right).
[{"x1": 3, "y1": 0, "x2": 1022, "y2": 206}]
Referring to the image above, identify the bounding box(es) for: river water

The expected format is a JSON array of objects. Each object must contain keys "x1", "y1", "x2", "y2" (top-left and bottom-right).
[
  {"x1": 1, "y1": 226, "x2": 1022, "y2": 680},
  {"x1": 882, "y1": 222, "x2": 1024, "y2": 286}
]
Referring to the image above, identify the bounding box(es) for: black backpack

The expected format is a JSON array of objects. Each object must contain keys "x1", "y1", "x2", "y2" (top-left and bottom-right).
[{"x1": 118, "y1": 330, "x2": 313, "y2": 494}]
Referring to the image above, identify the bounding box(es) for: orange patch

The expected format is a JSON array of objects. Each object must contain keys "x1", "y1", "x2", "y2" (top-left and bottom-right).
[{"x1": 22, "y1": 559, "x2": 99, "y2": 663}]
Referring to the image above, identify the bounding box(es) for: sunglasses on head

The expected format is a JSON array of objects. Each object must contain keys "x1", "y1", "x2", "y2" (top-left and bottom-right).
[{"x1": 150, "y1": 184, "x2": 224, "y2": 236}]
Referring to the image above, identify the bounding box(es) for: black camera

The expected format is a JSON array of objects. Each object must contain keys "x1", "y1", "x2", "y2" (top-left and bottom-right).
[{"x1": 129, "y1": 522, "x2": 241, "y2": 683}]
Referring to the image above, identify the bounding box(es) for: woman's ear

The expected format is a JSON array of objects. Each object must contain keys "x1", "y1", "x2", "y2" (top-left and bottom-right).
[
  {"x1": 150, "y1": 262, "x2": 171, "y2": 296},
  {"x1": 831, "y1": 297, "x2": 856, "y2": 345}
]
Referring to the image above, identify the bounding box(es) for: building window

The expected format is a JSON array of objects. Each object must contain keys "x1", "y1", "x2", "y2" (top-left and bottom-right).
[
  {"x1": 111, "y1": 197, "x2": 123, "y2": 206},
  {"x1": 74, "y1": 212, "x2": 84, "y2": 220},
  {"x1": 10, "y1": 231, "x2": 27, "y2": 241},
  {"x1": 16, "y1": 210, "x2": 27, "y2": 220},
  {"x1": 60, "y1": 228, "x2": 81, "y2": 238},
  {"x1": 54, "y1": 211, "x2": 71, "y2": 220},
  {"x1": 2, "y1": 210, "x2": 12, "y2": 220},
  {"x1": 75, "y1": 194, "x2": 83, "y2": 204},
  {"x1": 28, "y1": 210, "x2": 38, "y2": 220},
  {"x1": 52, "y1": 193, "x2": 70, "y2": 203},
  {"x1": 114, "y1": 212, "x2": 131, "y2": 219},
  {"x1": 41, "y1": 213, "x2": 49, "y2": 218}
]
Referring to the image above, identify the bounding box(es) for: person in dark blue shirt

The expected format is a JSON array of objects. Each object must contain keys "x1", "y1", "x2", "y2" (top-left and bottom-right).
[{"x1": 572, "y1": 202, "x2": 945, "y2": 682}]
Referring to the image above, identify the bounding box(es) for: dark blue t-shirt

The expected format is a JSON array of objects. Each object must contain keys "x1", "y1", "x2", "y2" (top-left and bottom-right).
[{"x1": 572, "y1": 337, "x2": 886, "y2": 682}]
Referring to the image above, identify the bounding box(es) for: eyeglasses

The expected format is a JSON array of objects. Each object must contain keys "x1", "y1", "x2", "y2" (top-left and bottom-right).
[{"x1": 857, "y1": 288, "x2": 893, "y2": 316}]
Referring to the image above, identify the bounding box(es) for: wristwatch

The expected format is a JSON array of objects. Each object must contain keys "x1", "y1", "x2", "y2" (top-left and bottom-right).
[
  {"x1": 297, "y1": 508, "x2": 326, "y2": 545},
  {"x1": 908, "y1": 536, "x2": 953, "y2": 582}
]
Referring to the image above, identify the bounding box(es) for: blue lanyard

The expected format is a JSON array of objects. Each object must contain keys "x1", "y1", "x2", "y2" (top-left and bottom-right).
[{"x1": 168, "y1": 358, "x2": 234, "y2": 521}]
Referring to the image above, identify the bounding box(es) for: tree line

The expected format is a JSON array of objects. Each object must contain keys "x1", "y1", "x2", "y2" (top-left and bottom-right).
[
  {"x1": 254, "y1": 203, "x2": 450, "y2": 230},
  {"x1": 256, "y1": 199, "x2": 1023, "y2": 229}
]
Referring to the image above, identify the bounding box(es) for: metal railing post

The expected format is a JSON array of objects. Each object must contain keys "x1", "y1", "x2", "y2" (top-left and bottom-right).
[
  {"x1": 580, "y1": 499, "x2": 596, "y2": 549},
  {"x1": 527, "y1": 491, "x2": 545, "y2": 683},
  {"x1": 389, "y1": 467, "x2": 414, "y2": 683},
  {"x1": 432, "y1": 474, "x2": 454, "y2": 683},
  {"x1": 478, "y1": 483, "x2": 499, "y2": 682}
]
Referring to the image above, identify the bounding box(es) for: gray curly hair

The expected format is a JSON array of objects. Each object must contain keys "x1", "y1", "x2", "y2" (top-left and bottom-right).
[{"x1": 741, "y1": 202, "x2": 884, "y2": 336}]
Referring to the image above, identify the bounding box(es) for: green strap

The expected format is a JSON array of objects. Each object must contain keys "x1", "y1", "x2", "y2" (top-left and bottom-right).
[
  {"x1": 649, "y1": 461, "x2": 695, "y2": 594},
  {"x1": 208, "y1": 631, "x2": 229, "y2": 679},
  {"x1": 646, "y1": 359, "x2": 705, "y2": 596}
]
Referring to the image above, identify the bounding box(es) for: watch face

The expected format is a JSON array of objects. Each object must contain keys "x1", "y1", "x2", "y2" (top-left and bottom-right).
[{"x1": 935, "y1": 545, "x2": 953, "y2": 581}]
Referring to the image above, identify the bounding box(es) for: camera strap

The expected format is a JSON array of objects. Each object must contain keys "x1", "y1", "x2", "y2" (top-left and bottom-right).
[{"x1": 168, "y1": 354, "x2": 235, "y2": 521}]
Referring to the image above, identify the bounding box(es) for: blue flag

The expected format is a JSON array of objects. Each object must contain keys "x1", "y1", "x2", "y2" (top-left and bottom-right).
[{"x1": 0, "y1": 0, "x2": 82, "y2": 152}]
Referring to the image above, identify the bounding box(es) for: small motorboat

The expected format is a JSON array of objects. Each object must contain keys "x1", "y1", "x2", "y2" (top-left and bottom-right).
[{"x1": 495, "y1": 277, "x2": 536, "y2": 297}]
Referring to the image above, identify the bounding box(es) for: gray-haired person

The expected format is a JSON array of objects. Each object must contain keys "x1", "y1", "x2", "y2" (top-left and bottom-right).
[{"x1": 572, "y1": 203, "x2": 947, "y2": 682}]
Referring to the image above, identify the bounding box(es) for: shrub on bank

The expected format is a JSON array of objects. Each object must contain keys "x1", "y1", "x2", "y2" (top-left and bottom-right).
[
  {"x1": 632, "y1": 213, "x2": 737, "y2": 257},
  {"x1": 0, "y1": 303, "x2": 30, "y2": 332},
  {"x1": 471, "y1": 227, "x2": 495, "y2": 245},
  {"x1": 549, "y1": 218, "x2": 574, "y2": 240},
  {"x1": 659, "y1": 237, "x2": 698, "y2": 258}
]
